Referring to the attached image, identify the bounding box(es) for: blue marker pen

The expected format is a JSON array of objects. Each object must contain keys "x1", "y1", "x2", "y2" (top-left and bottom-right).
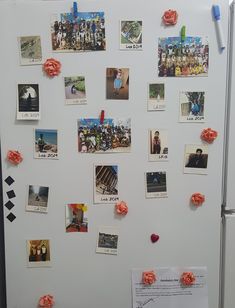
[{"x1": 212, "y1": 5, "x2": 225, "y2": 50}]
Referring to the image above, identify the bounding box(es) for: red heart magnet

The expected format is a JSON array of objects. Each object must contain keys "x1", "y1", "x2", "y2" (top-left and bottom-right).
[{"x1": 151, "y1": 234, "x2": 160, "y2": 243}]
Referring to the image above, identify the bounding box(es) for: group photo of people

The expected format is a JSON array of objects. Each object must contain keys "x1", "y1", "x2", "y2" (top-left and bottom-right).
[{"x1": 27, "y1": 240, "x2": 51, "y2": 267}]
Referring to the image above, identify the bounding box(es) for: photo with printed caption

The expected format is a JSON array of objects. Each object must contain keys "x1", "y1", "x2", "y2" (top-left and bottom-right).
[
  {"x1": 64, "y1": 76, "x2": 87, "y2": 105},
  {"x1": 149, "y1": 129, "x2": 168, "y2": 162},
  {"x1": 120, "y1": 20, "x2": 142, "y2": 50},
  {"x1": 148, "y1": 83, "x2": 165, "y2": 111},
  {"x1": 106, "y1": 68, "x2": 129, "y2": 100},
  {"x1": 34, "y1": 129, "x2": 58, "y2": 159},
  {"x1": 184, "y1": 144, "x2": 209, "y2": 175},
  {"x1": 26, "y1": 185, "x2": 49, "y2": 213},
  {"x1": 179, "y1": 91, "x2": 205, "y2": 122},
  {"x1": 94, "y1": 165, "x2": 119, "y2": 204},
  {"x1": 96, "y1": 226, "x2": 119, "y2": 255},
  {"x1": 65, "y1": 204, "x2": 88, "y2": 233},
  {"x1": 27, "y1": 239, "x2": 51, "y2": 268},
  {"x1": 17, "y1": 84, "x2": 40, "y2": 120},
  {"x1": 18, "y1": 36, "x2": 42, "y2": 65},
  {"x1": 145, "y1": 172, "x2": 167, "y2": 198}
]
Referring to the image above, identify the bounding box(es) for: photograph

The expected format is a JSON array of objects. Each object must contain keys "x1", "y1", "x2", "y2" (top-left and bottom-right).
[
  {"x1": 94, "y1": 165, "x2": 119, "y2": 204},
  {"x1": 106, "y1": 68, "x2": 129, "y2": 100},
  {"x1": 51, "y1": 12, "x2": 105, "y2": 52},
  {"x1": 120, "y1": 20, "x2": 142, "y2": 50},
  {"x1": 34, "y1": 129, "x2": 58, "y2": 159},
  {"x1": 96, "y1": 226, "x2": 119, "y2": 255},
  {"x1": 64, "y1": 76, "x2": 86, "y2": 104},
  {"x1": 17, "y1": 84, "x2": 40, "y2": 120},
  {"x1": 158, "y1": 36, "x2": 209, "y2": 77},
  {"x1": 65, "y1": 204, "x2": 88, "y2": 233},
  {"x1": 26, "y1": 185, "x2": 49, "y2": 213},
  {"x1": 27, "y1": 239, "x2": 51, "y2": 267},
  {"x1": 78, "y1": 118, "x2": 131, "y2": 153},
  {"x1": 149, "y1": 129, "x2": 168, "y2": 161},
  {"x1": 179, "y1": 91, "x2": 205, "y2": 122},
  {"x1": 18, "y1": 36, "x2": 42, "y2": 65},
  {"x1": 145, "y1": 172, "x2": 167, "y2": 198},
  {"x1": 184, "y1": 145, "x2": 209, "y2": 175},
  {"x1": 148, "y1": 83, "x2": 165, "y2": 111}
]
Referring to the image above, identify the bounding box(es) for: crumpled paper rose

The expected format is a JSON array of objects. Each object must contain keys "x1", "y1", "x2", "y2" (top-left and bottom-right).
[
  {"x1": 7, "y1": 150, "x2": 23, "y2": 165},
  {"x1": 180, "y1": 272, "x2": 195, "y2": 286},
  {"x1": 142, "y1": 271, "x2": 157, "y2": 285},
  {"x1": 191, "y1": 193, "x2": 205, "y2": 207},
  {"x1": 43, "y1": 58, "x2": 61, "y2": 77},
  {"x1": 38, "y1": 294, "x2": 55, "y2": 307},
  {"x1": 162, "y1": 9, "x2": 178, "y2": 25},
  {"x1": 115, "y1": 201, "x2": 128, "y2": 215},
  {"x1": 201, "y1": 128, "x2": 218, "y2": 143}
]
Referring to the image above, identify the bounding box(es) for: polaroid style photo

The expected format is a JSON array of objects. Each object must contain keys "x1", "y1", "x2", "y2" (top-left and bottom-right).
[
  {"x1": 27, "y1": 239, "x2": 51, "y2": 267},
  {"x1": 34, "y1": 129, "x2": 58, "y2": 159},
  {"x1": 78, "y1": 118, "x2": 131, "y2": 153},
  {"x1": 64, "y1": 76, "x2": 87, "y2": 105},
  {"x1": 149, "y1": 129, "x2": 168, "y2": 161},
  {"x1": 106, "y1": 68, "x2": 129, "y2": 100},
  {"x1": 96, "y1": 226, "x2": 119, "y2": 255},
  {"x1": 179, "y1": 91, "x2": 205, "y2": 122},
  {"x1": 51, "y1": 12, "x2": 106, "y2": 52},
  {"x1": 184, "y1": 145, "x2": 209, "y2": 175},
  {"x1": 65, "y1": 204, "x2": 88, "y2": 233},
  {"x1": 94, "y1": 165, "x2": 119, "y2": 204},
  {"x1": 18, "y1": 36, "x2": 42, "y2": 65},
  {"x1": 148, "y1": 83, "x2": 165, "y2": 111},
  {"x1": 120, "y1": 20, "x2": 142, "y2": 50},
  {"x1": 26, "y1": 185, "x2": 49, "y2": 213},
  {"x1": 158, "y1": 36, "x2": 209, "y2": 77},
  {"x1": 145, "y1": 172, "x2": 167, "y2": 198},
  {"x1": 17, "y1": 84, "x2": 40, "y2": 120}
]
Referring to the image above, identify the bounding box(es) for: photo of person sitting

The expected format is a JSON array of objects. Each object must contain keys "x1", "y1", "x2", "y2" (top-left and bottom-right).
[{"x1": 185, "y1": 148, "x2": 208, "y2": 168}]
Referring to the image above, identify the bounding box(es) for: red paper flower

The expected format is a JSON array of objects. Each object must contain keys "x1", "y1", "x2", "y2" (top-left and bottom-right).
[
  {"x1": 180, "y1": 272, "x2": 195, "y2": 286},
  {"x1": 115, "y1": 201, "x2": 128, "y2": 215},
  {"x1": 38, "y1": 294, "x2": 55, "y2": 308},
  {"x1": 142, "y1": 271, "x2": 157, "y2": 285},
  {"x1": 201, "y1": 128, "x2": 218, "y2": 143},
  {"x1": 162, "y1": 10, "x2": 178, "y2": 25},
  {"x1": 191, "y1": 193, "x2": 205, "y2": 207},
  {"x1": 7, "y1": 150, "x2": 23, "y2": 165},
  {"x1": 43, "y1": 58, "x2": 61, "y2": 77}
]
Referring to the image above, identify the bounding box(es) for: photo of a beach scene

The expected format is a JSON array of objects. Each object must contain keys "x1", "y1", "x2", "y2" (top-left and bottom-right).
[{"x1": 34, "y1": 129, "x2": 58, "y2": 159}]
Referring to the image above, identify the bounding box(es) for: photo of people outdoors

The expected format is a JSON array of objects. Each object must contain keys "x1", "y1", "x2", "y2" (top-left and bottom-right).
[
  {"x1": 64, "y1": 76, "x2": 86, "y2": 104},
  {"x1": 120, "y1": 20, "x2": 142, "y2": 50},
  {"x1": 149, "y1": 129, "x2": 168, "y2": 161},
  {"x1": 34, "y1": 129, "x2": 58, "y2": 159},
  {"x1": 145, "y1": 171, "x2": 167, "y2": 198},
  {"x1": 17, "y1": 84, "x2": 40, "y2": 120},
  {"x1": 77, "y1": 118, "x2": 131, "y2": 153},
  {"x1": 179, "y1": 91, "x2": 205, "y2": 122},
  {"x1": 26, "y1": 185, "x2": 49, "y2": 213},
  {"x1": 96, "y1": 226, "x2": 119, "y2": 255},
  {"x1": 27, "y1": 239, "x2": 51, "y2": 267},
  {"x1": 65, "y1": 204, "x2": 88, "y2": 233},
  {"x1": 158, "y1": 36, "x2": 209, "y2": 77},
  {"x1": 148, "y1": 83, "x2": 165, "y2": 111},
  {"x1": 184, "y1": 145, "x2": 209, "y2": 174},
  {"x1": 51, "y1": 12, "x2": 105, "y2": 52},
  {"x1": 19, "y1": 35, "x2": 42, "y2": 65},
  {"x1": 106, "y1": 68, "x2": 129, "y2": 100}
]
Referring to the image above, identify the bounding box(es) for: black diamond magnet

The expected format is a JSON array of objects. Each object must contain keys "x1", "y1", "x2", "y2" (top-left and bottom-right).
[
  {"x1": 6, "y1": 190, "x2": 16, "y2": 199},
  {"x1": 6, "y1": 213, "x2": 16, "y2": 222},
  {"x1": 4, "y1": 176, "x2": 15, "y2": 186},
  {"x1": 4, "y1": 201, "x2": 15, "y2": 210}
]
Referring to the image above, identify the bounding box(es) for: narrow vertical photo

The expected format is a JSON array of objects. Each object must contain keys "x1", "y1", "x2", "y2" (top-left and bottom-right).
[
  {"x1": 34, "y1": 129, "x2": 58, "y2": 159},
  {"x1": 106, "y1": 68, "x2": 129, "y2": 100},
  {"x1": 18, "y1": 36, "x2": 42, "y2": 65},
  {"x1": 96, "y1": 226, "x2": 119, "y2": 255},
  {"x1": 120, "y1": 20, "x2": 142, "y2": 50},
  {"x1": 179, "y1": 91, "x2": 205, "y2": 122},
  {"x1": 26, "y1": 185, "x2": 49, "y2": 213},
  {"x1": 149, "y1": 129, "x2": 168, "y2": 161},
  {"x1": 64, "y1": 76, "x2": 87, "y2": 105},
  {"x1": 27, "y1": 239, "x2": 51, "y2": 267},
  {"x1": 17, "y1": 84, "x2": 40, "y2": 120},
  {"x1": 184, "y1": 145, "x2": 209, "y2": 174},
  {"x1": 145, "y1": 172, "x2": 167, "y2": 198},
  {"x1": 148, "y1": 83, "x2": 165, "y2": 111},
  {"x1": 65, "y1": 204, "x2": 88, "y2": 233},
  {"x1": 94, "y1": 165, "x2": 119, "y2": 204}
]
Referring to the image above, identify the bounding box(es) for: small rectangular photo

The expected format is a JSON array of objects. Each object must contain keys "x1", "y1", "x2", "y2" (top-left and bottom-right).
[
  {"x1": 65, "y1": 204, "x2": 88, "y2": 233},
  {"x1": 27, "y1": 239, "x2": 51, "y2": 267},
  {"x1": 120, "y1": 20, "x2": 142, "y2": 50},
  {"x1": 64, "y1": 76, "x2": 87, "y2": 105},
  {"x1": 106, "y1": 68, "x2": 129, "y2": 100},
  {"x1": 94, "y1": 165, "x2": 119, "y2": 204},
  {"x1": 184, "y1": 145, "x2": 209, "y2": 175},
  {"x1": 26, "y1": 185, "x2": 49, "y2": 213},
  {"x1": 148, "y1": 83, "x2": 165, "y2": 111},
  {"x1": 149, "y1": 129, "x2": 168, "y2": 161},
  {"x1": 18, "y1": 36, "x2": 42, "y2": 65},
  {"x1": 145, "y1": 172, "x2": 167, "y2": 198},
  {"x1": 34, "y1": 129, "x2": 58, "y2": 159},
  {"x1": 96, "y1": 226, "x2": 119, "y2": 255},
  {"x1": 78, "y1": 118, "x2": 131, "y2": 153},
  {"x1": 17, "y1": 84, "x2": 40, "y2": 120},
  {"x1": 179, "y1": 91, "x2": 205, "y2": 122}
]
